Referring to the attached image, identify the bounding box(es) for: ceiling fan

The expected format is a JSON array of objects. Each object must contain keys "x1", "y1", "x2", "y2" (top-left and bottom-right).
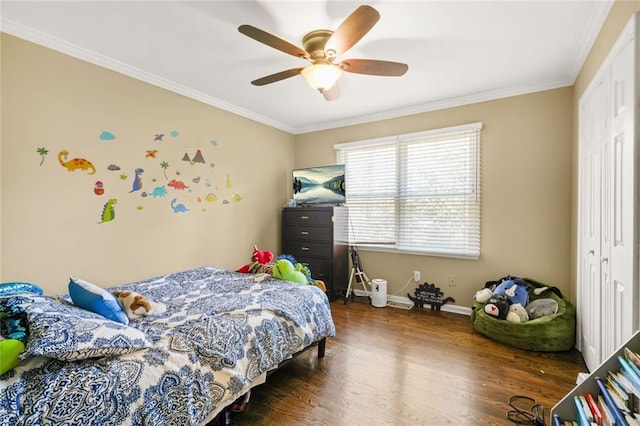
[{"x1": 238, "y1": 5, "x2": 408, "y2": 101}]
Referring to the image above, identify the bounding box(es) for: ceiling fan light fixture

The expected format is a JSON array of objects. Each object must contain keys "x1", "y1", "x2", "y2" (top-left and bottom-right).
[{"x1": 301, "y1": 64, "x2": 342, "y2": 92}]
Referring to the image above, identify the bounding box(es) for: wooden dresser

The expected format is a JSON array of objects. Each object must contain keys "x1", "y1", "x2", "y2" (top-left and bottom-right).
[{"x1": 282, "y1": 206, "x2": 348, "y2": 300}]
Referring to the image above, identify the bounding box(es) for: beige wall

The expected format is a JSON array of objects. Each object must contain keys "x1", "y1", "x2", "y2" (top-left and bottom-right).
[
  {"x1": 1, "y1": 34, "x2": 295, "y2": 295},
  {"x1": 4, "y1": 3, "x2": 637, "y2": 305},
  {"x1": 570, "y1": 2, "x2": 640, "y2": 302},
  {"x1": 295, "y1": 87, "x2": 574, "y2": 304}
]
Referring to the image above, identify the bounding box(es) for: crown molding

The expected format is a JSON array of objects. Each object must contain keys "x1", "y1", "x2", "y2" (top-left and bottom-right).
[
  {"x1": 295, "y1": 79, "x2": 573, "y2": 134},
  {"x1": 1, "y1": 19, "x2": 297, "y2": 134},
  {"x1": 1, "y1": 14, "x2": 592, "y2": 136},
  {"x1": 568, "y1": 0, "x2": 614, "y2": 82}
]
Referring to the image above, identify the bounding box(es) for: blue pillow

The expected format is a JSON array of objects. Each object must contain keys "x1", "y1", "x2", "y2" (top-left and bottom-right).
[{"x1": 68, "y1": 277, "x2": 128, "y2": 325}]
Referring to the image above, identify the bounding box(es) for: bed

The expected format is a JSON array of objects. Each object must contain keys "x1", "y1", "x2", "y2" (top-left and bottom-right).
[{"x1": 0, "y1": 266, "x2": 336, "y2": 425}]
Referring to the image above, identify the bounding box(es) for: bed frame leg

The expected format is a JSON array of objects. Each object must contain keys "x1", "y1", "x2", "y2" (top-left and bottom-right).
[{"x1": 318, "y1": 337, "x2": 326, "y2": 358}]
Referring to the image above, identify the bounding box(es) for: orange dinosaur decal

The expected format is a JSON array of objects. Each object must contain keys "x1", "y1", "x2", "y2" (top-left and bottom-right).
[{"x1": 58, "y1": 150, "x2": 96, "y2": 175}]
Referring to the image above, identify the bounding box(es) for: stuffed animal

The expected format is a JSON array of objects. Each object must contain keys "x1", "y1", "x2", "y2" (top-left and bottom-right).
[
  {"x1": 0, "y1": 306, "x2": 29, "y2": 375},
  {"x1": 493, "y1": 279, "x2": 529, "y2": 307},
  {"x1": 0, "y1": 338, "x2": 24, "y2": 375},
  {"x1": 506, "y1": 303, "x2": 529, "y2": 323},
  {"x1": 477, "y1": 275, "x2": 566, "y2": 323},
  {"x1": 113, "y1": 290, "x2": 167, "y2": 320},
  {"x1": 276, "y1": 253, "x2": 298, "y2": 266},
  {"x1": 237, "y1": 245, "x2": 274, "y2": 274},
  {"x1": 484, "y1": 294, "x2": 510, "y2": 320},
  {"x1": 474, "y1": 287, "x2": 493, "y2": 304},
  {"x1": 272, "y1": 259, "x2": 307, "y2": 285},
  {"x1": 526, "y1": 298, "x2": 559, "y2": 319},
  {"x1": 296, "y1": 263, "x2": 327, "y2": 291}
]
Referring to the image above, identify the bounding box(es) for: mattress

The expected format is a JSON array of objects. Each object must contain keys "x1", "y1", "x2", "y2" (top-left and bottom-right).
[{"x1": 0, "y1": 267, "x2": 336, "y2": 425}]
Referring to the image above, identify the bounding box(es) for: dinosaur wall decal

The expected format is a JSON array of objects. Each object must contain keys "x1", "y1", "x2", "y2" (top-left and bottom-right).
[
  {"x1": 129, "y1": 168, "x2": 144, "y2": 193},
  {"x1": 171, "y1": 198, "x2": 188, "y2": 213},
  {"x1": 58, "y1": 150, "x2": 96, "y2": 175},
  {"x1": 98, "y1": 198, "x2": 117, "y2": 223},
  {"x1": 150, "y1": 185, "x2": 167, "y2": 198},
  {"x1": 167, "y1": 179, "x2": 189, "y2": 190}
]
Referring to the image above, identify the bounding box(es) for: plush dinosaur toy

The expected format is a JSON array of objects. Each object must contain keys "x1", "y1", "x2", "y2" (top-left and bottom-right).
[
  {"x1": 272, "y1": 259, "x2": 307, "y2": 285},
  {"x1": 297, "y1": 263, "x2": 327, "y2": 291},
  {"x1": 237, "y1": 245, "x2": 274, "y2": 274},
  {"x1": 0, "y1": 338, "x2": 24, "y2": 375}
]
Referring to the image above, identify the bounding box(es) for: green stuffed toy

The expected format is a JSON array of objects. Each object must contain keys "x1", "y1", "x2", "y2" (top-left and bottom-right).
[
  {"x1": 0, "y1": 338, "x2": 25, "y2": 375},
  {"x1": 272, "y1": 259, "x2": 307, "y2": 285}
]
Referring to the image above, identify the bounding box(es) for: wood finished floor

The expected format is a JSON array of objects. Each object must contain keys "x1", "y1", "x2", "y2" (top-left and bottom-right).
[{"x1": 232, "y1": 298, "x2": 586, "y2": 425}]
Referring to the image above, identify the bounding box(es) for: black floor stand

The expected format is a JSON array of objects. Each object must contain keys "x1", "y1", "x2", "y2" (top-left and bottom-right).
[{"x1": 344, "y1": 246, "x2": 372, "y2": 303}]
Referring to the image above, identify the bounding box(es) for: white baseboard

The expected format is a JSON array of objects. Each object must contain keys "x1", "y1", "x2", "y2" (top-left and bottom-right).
[{"x1": 352, "y1": 289, "x2": 472, "y2": 316}]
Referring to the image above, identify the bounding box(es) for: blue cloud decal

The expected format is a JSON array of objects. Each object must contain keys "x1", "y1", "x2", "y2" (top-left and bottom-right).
[{"x1": 100, "y1": 131, "x2": 116, "y2": 141}]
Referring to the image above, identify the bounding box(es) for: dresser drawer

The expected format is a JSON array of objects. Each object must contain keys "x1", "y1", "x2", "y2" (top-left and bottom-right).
[
  {"x1": 284, "y1": 241, "x2": 333, "y2": 259},
  {"x1": 282, "y1": 206, "x2": 348, "y2": 301},
  {"x1": 283, "y1": 225, "x2": 331, "y2": 242},
  {"x1": 296, "y1": 258, "x2": 331, "y2": 282},
  {"x1": 283, "y1": 209, "x2": 333, "y2": 225}
]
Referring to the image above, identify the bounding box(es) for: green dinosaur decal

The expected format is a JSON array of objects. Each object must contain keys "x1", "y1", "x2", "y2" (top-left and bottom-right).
[{"x1": 98, "y1": 199, "x2": 117, "y2": 224}]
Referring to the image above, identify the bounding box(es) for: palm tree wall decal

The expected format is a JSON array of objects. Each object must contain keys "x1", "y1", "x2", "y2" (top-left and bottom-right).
[
  {"x1": 37, "y1": 147, "x2": 49, "y2": 166},
  {"x1": 160, "y1": 161, "x2": 169, "y2": 180}
]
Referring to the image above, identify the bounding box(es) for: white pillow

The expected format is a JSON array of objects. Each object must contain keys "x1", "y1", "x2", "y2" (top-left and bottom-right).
[{"x1": 68, "y1": 277, "x2": 129, "y2": 325}]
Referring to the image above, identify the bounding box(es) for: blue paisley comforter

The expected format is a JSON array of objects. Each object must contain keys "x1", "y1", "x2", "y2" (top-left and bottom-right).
[{"x1": 0, "y1": 267, "x2": 336, "y2": 425}]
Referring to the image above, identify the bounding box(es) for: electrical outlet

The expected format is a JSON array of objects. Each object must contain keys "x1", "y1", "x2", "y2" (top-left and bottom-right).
[
  {"x1": 448, "y1": 275, "x2": 457, "y2": 286},
  {"x1": 413, "y1": 270, "x2": 421, "y2": 282}
]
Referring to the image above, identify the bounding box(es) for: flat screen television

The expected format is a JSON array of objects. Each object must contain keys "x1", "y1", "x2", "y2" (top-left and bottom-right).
[{"x1": 292, "y1": 164, "x2": 345, "y2": 205}]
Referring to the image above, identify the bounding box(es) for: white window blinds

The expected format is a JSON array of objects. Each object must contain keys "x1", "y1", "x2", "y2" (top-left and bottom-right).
[{"x1": 335, "y1": 122, "x2": 482, "y2": 259}]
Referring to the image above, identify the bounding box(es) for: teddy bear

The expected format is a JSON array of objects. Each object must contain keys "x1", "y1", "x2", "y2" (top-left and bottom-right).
[{"x1": 112, "y1": 290, "x2": 167, "y2": 320}]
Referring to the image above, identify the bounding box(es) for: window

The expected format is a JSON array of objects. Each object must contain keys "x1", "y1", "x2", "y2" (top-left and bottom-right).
[{"x1": 335, "y1": 122, "x2": 482, "y2": 259}]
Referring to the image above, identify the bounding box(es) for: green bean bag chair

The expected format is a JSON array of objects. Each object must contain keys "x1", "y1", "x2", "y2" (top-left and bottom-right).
[{"x1": 470, "y1": 278, "x2": 576, "y2": 352}]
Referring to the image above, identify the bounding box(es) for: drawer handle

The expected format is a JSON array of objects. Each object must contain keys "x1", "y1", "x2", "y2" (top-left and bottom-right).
[
  {"x1": 301, "y1": 247, "x2": 310, "y2": 251},
  {"x1": 300, "y1": 231, "x2": 309, "y2": 235},
  {"x1": 300, "y1": 216, "x2": 309, "y2": 220}
]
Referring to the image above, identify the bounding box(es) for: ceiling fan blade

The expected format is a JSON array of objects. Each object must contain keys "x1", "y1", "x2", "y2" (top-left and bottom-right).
[
  {"x1": 251, "y1": 68, "x2": 304, "y2": 86},
  {"x1": 322, "y1": 82, "x2": 340, "y2": 101},
  {"x1": 324, "y1": 5, "x2": 380, "y2": 56},
  {"x1": 238, "y1": 24, "x2": 309, "y2": 59},
  {"x1": 340, "y1": 59, "x2": 408, "y2": 76}
]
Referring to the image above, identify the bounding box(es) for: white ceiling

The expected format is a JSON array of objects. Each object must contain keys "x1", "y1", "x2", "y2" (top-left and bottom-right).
[{"x1": 1, "y1": 1, "x2": 613, "y2": 134}]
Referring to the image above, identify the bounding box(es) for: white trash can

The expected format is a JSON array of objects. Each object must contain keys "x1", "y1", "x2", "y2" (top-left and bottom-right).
[{"x1": 371, "y1": 279, "x2": 387, "y2": 308}]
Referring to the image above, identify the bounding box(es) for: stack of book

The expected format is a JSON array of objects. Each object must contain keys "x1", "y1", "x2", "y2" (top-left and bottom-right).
[{"x1": 553, "y1": 348, "x2": 640, "y2": 426}]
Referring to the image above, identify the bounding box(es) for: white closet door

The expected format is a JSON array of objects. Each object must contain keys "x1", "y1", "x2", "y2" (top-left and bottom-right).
[
  {"x1": 605, "y1": 38, "x2": 638, "y2": 356},
  {"x1": 579, "y1": 76, "x2": 607, "y2": 371},
  {"x1": 578, "y1": 15, "x2": 639, "y2": 373}
]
